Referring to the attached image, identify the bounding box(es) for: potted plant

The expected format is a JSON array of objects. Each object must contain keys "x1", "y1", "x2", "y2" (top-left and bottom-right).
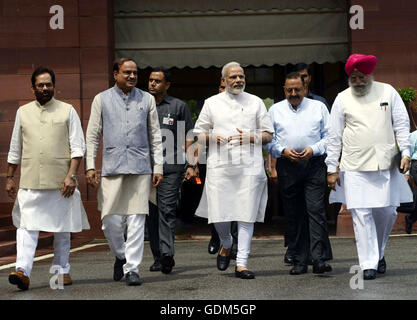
[{"x1": 398, "y1": 88, "x2": 417, "y2": 131}]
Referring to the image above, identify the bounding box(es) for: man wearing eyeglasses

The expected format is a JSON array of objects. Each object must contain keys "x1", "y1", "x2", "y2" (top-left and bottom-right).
[
  {"x1": 6, "y1": 66, "x2": 89, "y2": 290},
  {"x1": 86, "y1": 58, "x2": 164, "y2": 286},
  {"x1": 264, "y1": 72, "x2": 332, "y2": 275}
]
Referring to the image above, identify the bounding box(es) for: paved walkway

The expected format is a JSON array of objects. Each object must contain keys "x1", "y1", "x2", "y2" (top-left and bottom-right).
[{"x1": 1, "y1": 235, "x2": 417, "y2": 302}]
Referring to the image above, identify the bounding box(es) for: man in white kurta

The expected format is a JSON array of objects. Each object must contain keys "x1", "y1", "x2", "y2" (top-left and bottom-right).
[
  {"x1": 6, "y1": 67, "x2": 89, "y2": 291},
  {"x1": 194, "y1": 62, "x2": 273, "y2": 279},
  {"x1": 85, "y1": 58, "x2": 163, "y2": 286},
  {"x1": 326, "y1": 54, "x2": 412, "y2": 280}
]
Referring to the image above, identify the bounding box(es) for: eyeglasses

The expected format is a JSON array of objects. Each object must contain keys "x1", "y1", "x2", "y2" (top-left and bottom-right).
[
  {"x1": 35, "y1": 83, "x2": 53, "y2": 89},
  {"x1": 284, "y1": 87, "x2": 303, "y2": 94}
]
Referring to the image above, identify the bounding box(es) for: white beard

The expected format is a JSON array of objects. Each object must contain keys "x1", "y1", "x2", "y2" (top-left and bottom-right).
[
  {"x1": 226, "y1": 83, "x2": 245, "y2": 95},
  {"x1": 349, "y1": 76, "x2": 374, "y2": 97}
]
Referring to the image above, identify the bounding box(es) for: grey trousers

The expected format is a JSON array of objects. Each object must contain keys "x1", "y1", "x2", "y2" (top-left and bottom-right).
[{"x1": 148, "y1": 170, "x2": 184, "y2": 259}]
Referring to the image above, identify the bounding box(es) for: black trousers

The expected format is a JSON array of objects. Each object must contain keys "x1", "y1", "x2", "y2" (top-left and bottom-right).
[
  {"x1": 209, "y1": 221, "x2": 238, "y2": 245},
  {"x1": 277, "y1": 156, "x2": 332, "y2": 265},
  {"x1": 147, "y1": 170, "x2": 184, "y2": 260}
]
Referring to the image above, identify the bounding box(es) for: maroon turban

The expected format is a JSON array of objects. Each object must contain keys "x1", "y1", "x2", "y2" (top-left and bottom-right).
[{"x1": 345, "y1": 54, "x2": 378, "y2": 76}]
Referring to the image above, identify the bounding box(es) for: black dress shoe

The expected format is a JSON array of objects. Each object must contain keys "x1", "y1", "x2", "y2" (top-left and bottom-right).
[
  {"x1": 235, "y1": 267, "x2": 255, "y2": 279},
  {"x1": 363, "y1": 269, "x2": 377, "y2": 280},
  {"x1": 113, "y1": 257, "x2": 126, "y2": 281},
  {"x1": 284, "y1": 252, "x2": 294, "y2": 265},
  {"x1": 149, "y1": 260, "x2": 161, "y2": 272},
  {"x1": 289, "y1": 264, "x2": 307, "y2": 275},
  {"x1": 377, "y1": 257, "x2": 386, "y2": 274},
  {"x1": 126, "y1": 271, "x2": 142, "y2": 286},
  {"x1": 160, "y1": 255, "x2": 175, "y2": 274},
  {"x1": 406, "y1": 215, "x2": 413, "y2": 234},
  {"x1": 313, "y1": 262, "x2": 332, "y2": 274},
  {"x1": 217, "y1": 247, "x2": 231, "y2": 271},
  {"x1": 208, "y1": 236, "x2": 220, "y2": 255}
]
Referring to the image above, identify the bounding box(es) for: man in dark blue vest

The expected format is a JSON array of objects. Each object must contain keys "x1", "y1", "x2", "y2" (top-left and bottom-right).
[{"x1": 85, "y1": 58, "x2": 164, "y2": 286}]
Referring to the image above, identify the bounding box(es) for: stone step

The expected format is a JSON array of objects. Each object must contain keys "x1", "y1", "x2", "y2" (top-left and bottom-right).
[
  {"x1": 0, "y1": 213, "x2": 12, "y2": 228},
  {"x1": 0, "y1": 232, "x2": 54, "y2": 258},
  {"x1": 0, "y1": 225, "x2": 16, "y2": 242}
]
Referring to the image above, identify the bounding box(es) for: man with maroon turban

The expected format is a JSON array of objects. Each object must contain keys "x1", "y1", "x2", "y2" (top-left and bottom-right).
[{"x1": 326, "y1": 54, "x2": 412, "y2": 280}]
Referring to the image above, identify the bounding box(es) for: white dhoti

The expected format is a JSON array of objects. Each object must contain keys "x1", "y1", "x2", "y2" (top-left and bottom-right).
[
  {"x1": 329, "y1": 168, "x2": 412, "y2": 270},
  {"x1": 98, "y1": 174, "x2": 151, "y2": 274}
]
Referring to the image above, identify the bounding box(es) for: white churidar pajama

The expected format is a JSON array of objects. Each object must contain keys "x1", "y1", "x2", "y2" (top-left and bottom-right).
[
  {"x1": 8, "y1": 107, "x2": 89, "y2": 277},
  {"x1": 215, "y1": 222, "x2": 254, "y2": 267}
]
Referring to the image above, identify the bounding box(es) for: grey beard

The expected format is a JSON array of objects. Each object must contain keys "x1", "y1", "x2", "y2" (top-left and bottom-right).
[{"x1": 349, "y1": 76, "x2": 374, "y2": 97}]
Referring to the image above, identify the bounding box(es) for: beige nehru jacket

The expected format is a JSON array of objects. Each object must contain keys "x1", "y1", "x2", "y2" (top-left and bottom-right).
[
  {"x1": 339, "y1": 81, "x2": 397, "y2": 171},
  {"x1": 19, "y1": 98, "x2": 71, "y2": 189}
]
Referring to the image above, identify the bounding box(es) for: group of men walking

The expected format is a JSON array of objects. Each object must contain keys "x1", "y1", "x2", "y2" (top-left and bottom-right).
[{"x1": 5, "y1": 53, "x2": 412, "y2": 290}]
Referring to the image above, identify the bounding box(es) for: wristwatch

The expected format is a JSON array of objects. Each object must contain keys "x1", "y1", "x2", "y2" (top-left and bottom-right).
[
  {"x1": 186, "y1": 164, "x2": 197, "y2": 170},
  {"x1": 69, "y1": 174, "x2": 79, "y2": 187}
]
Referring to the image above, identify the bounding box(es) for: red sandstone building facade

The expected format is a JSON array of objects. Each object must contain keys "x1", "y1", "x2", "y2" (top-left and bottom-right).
[{"x1": 0, "y1": 0, "x2": 416, "y2": 241}]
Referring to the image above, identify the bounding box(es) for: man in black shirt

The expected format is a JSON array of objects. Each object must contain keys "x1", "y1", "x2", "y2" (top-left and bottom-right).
[{"x1": 147, "y1": 67, "x2": 196, "y2": 274}]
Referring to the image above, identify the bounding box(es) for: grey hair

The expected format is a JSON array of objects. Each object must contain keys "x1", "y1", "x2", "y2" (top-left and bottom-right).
[{"x1": 221, "y1": 61, "x2": 241, "y2": 78}]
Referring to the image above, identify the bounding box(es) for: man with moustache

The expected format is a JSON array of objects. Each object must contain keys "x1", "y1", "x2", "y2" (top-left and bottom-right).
[
  {"x1": 146, "y1": 67, "x2": 195, "y2": 274},
  {"x1": 6, "y1": 66, "x2": 89, "y2": 290},
  {"x1": 194, "y1": 62, "x2": 273, "y2": 279},
  {"x1": 264, "y1": 72, "x2": 332, "y2": 275},
  {"x1": 326, "y1": 54, "x2": 412, "y2": 280},
  {"x1": 86, "y1": 58, "x2": 163, "y2": 286},
  {"x1": 270, "y1": 63, "x2": 333, "y2": 266}
]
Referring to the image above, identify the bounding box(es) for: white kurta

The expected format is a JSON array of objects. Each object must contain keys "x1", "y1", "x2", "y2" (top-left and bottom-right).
[
  {"x1": 326, "y1": 84, "x2": 413, "y2": 208},
  {"x1": 97, "y1": 175, "x2": 152, "y2": 220},
  {"x1": 194, "y1": 91, "x2": 274, "y2": 223},
  {"x1": 8, "y1": 107, "x2": 90, "y2": 233},
  {"x1": 329, "y1": 169, "x2": 412, "y2": 209}
]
